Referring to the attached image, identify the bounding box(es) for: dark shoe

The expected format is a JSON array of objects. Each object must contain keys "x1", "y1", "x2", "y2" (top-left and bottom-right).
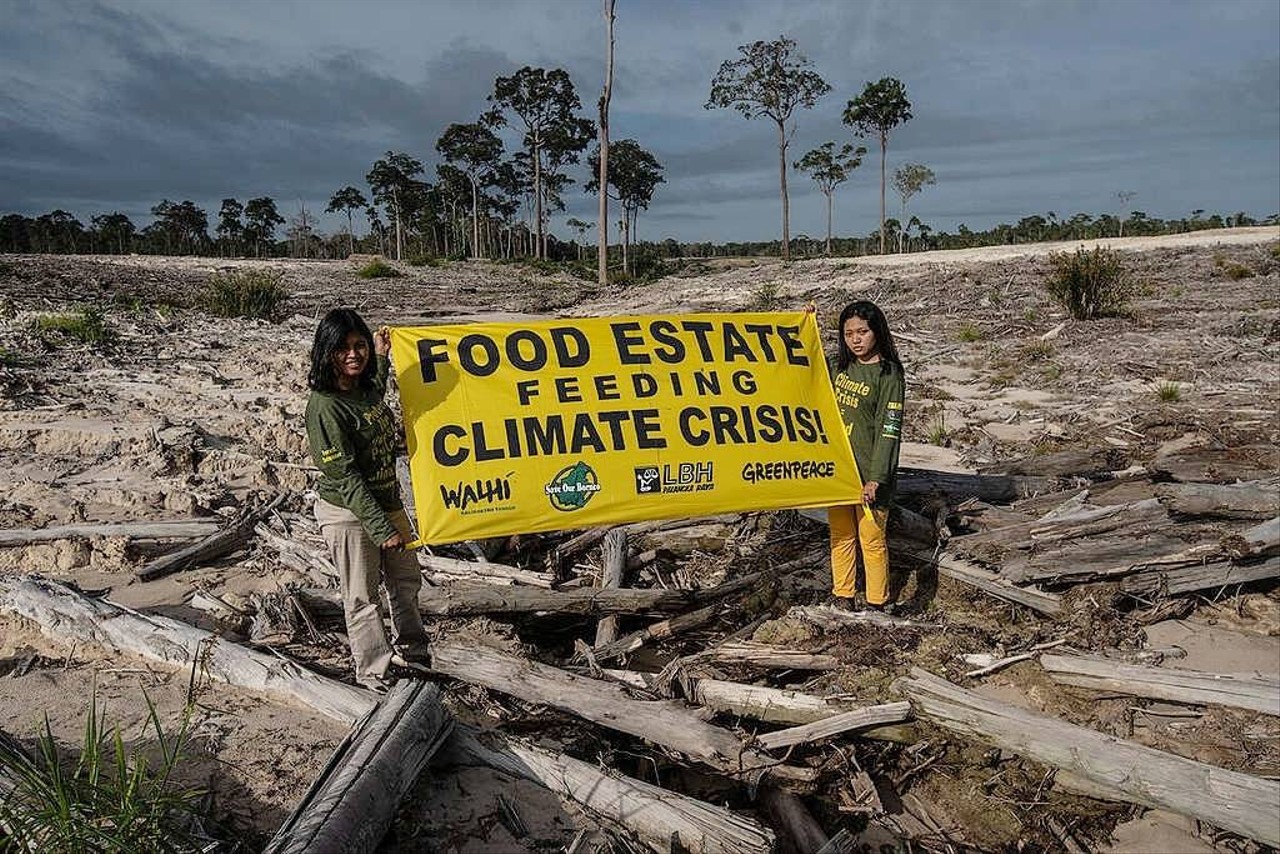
[
  {"x1": 828, "y1": 595, "x2": 858, "y2": 611},
  {"x1": 866, "y1": 602, "x2": 898, "y2": 617},
  {"x1": 390, "y1": 652, "x2": 431, "y2": 676}
]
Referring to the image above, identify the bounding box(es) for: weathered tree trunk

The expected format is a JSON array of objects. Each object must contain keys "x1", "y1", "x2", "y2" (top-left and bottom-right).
[
  {"x1": 754, "y1": 702, "x2": 911, "y2": 750},
  {"x1": 787, "y1": 604, "x2": 939, "y2": 631},
  {"x1": 0, "y1": 576, "x2": 374, "y2": 725},
  {"x1": 1153, "y1": 479, "x2": 1280, "y2": 519},
  {"x1": 896, "y1": 467, "x2": 1052, "y2": 503},
  {"x1": 0, "y1": 519, "x2": 219, "y2": 546},
  {"x1": 1120, "y1": 555, "x2": 1280, "y2": 597},
  {"x1": 138, "y1": 495, "x2": 284, "y2": 581},
  {"x1": 442, "y1": 727, "x2": 775, "y2": 853},
  {"x1": 594, "y1": 528, "x2": 628, "y2": 645},
  {"x1": 414, "y1": 582, "x2": 691, "y2": 616},
  {"x1": 1040, "y1": 654, "x2": 1280, "y2": 716},
  {"x1": 263, "y1": 681, "x2": 453, "y2": 854},
  {"x1": 777, "y1": 120, "x2": 790, "y2": 261},
  {"x1": 707, "y1": 642, "x2": 839, "y2": 671},
  {"x1": 896, "y1": 546, "x2": 1062, "y2": 615},
  {"x1": 592, "y1": 602, "x2": 720, "y2": 662},
  {"x1": 420, "y1": 554, "x2": 554, "y2": 588},
  {"x1": 430, "y1": 642, "x2": 817, "y2": 791},
  {"x1": 900, "y1": 668, "x2": 1280, "y2": 846}
]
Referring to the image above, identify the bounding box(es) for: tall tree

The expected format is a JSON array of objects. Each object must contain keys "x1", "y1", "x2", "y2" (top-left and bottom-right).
[
  {"x1": 794, "y1": 141, "x2": 866, "y2": 255},
  {"x1": 436, "y1": 118, "x2": 504, "y2": 259},
  {"x1": 216, "y1": 198, "x2": 244, "y2": 257},
  {"x1": 566, "y1": 217, "x2": 592, "y2": 260},
  {"x1": 598, "y1": 0, "x2": 616, "y2": 284},
  {"x1": 587, "y1": 139, "x2": 664, "y2": 275},
  {"x1": 367, "y1": 151, "x2": 425, "y2": 260},
  {"x1": 244, "y1": 197, "x2": 284, "y2": 258},
  {"x1": 706, "y1": 36, "x2": 831, "y2": 261},
  {"x1": 892, "y1": 162, "x2": 935, "y2": 252},
  {"x1": 490, "y1": 66, "x2": 593, "y2": 260},
  {"x1": 91, "y1": 212, "x2": 135, "y2": 255},
  {"x1": 843, "y1": 77, "x2": 913, "y2": 254},
  {"x1": 1116, "y1": 190, "x2": 1136, "y2": 237},
  {"x1": 326, "y1": 186, "x2": 368, "y2": 257}
]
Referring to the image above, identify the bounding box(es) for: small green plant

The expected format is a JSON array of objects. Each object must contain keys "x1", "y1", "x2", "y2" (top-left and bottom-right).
[
  {"x1": 956, "y1": 322, "x2": 983, "y2": 342},
  {"x1": 1021, "y1": 340, "x2": 1054, "y2": 361},
  {"x1": 1156, "y1": 380, "x2": 1181, "y2": 402},
  {"x1": 356, "y1": 258, "x2": 402, "y2": 279},
  {"x1": 1222, "y1": 262, "x2": 1254, "y2": 280},
  {"x1": 1022, "y1": 307, "x2": 1038, "y2": 323},
  {"x1": 34, "y1": 307, "x2": 112, "y2": 346},
  {"x1": 0, "y1": 688, "x2": 205, "y2": 852},
  {"x1": 198, "y1": 269, "x2": 290, "y2": 321},
  {"x1": 1041, "y1": 362, "x2": 1063, "y2": 381},
  {"x1": 1269, "y1": 241, "x2": 1280, "y2": 261},
  {"x1": 750, "y1": 279, "x2": 782, "y2": 310},
  {"x1": 1046, "y1": 246, "x2": 1134, "y2": 320},
  {"x1": 926, "y1": 410, "x2": 949, "y2": 446}
]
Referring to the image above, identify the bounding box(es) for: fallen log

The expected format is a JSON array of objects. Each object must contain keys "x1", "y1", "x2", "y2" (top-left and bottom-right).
[
  {"x1": 413, "y1": 582, "x2": 691, "y2": 617},
  {"x1": 896, "y1": 467, "x2": 1053, "y2": 503},
  {"x1": 0, "y1": 519, "x2": 220, "y2": 547},
  {"x1": 0, "y1": 576, "x2": 373, "y2": 725},
  {"x1": 419, "y1": 553, "x2": 554, "y2": 588},
  {"x1": 898, "y1": 547, "x2": 1062, "y2": 615},
  {"x1": 254, "y1": 522, "x2": 338, "y2": 584},
  {"x1": 954, "y1": 498, "x2": 1169, "y2": 552},
  {"x1": 759, "y1": 787, "x2": 828, "y2": 854},
  {"x1": 591, "y1": 602, "x2": 721, "y2": 663},
  {"x1": 708, "y1": 641, "x2": 839, "y2": 671},
  {"x1": 442, "y1": 727, "x2": 775, "y2": 854},
  {"x1": 430, "y1": 641, "x2": 818, "y2": 791},
  {"x1": 1121, "y1": 555, "x2": 1280, "y2": 597},
  {"x1": 982, "y1": 446, "x2": 1127, "y2": 479},
  {"x1": 1040, "y1": 654, "x2": 1280, "y2": 716},
  {"x1": 1153, "y1": 479, "x2": 1280, "y2": 520},
  {"x1": 787, "y1": 604, "x2": 940, "y2": 631},
  {"x1": 602, "y1": 670, "x2": 914, "y2": 741},
  {"x1": 899, "y1": 667, "x2": 1280, "y2": 846},
  {"x1": 755, "y1": 702, "x2": 912, "y2": 750},
  {"x1": 263, "y1": 680, "x2": 453, "y2": 854},
  {"x1": 138, "y1": 494, "x2": 286, "y2": 581},
  {"x1": 1152, "y1": 442, "x2": 1278, "y2": 484},
  {"x1": 594, "y1": 528, "x2": 628, "y2": 645}
]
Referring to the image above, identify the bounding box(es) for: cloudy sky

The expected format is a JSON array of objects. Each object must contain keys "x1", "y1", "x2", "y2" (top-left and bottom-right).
[{"x1": 2, "y1": 0, "x2": 1277, "y2": 243}]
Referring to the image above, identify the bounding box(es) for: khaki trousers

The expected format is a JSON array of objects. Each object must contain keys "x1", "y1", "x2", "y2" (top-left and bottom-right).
[
  {"x1": 314, "y1": 498, "x2": 428, "y2": 683},
  {"x1": 828, "y1": 504, "x2": 891, "y2": 606}
]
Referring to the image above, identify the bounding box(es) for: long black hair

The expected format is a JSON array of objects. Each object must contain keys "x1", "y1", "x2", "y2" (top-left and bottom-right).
[
  {"x1": 835, "y1": 300, "x2": 903, "y2": 375},
  {"x1": 308, "y1": 308, "x2": 377, "y2": 392}
]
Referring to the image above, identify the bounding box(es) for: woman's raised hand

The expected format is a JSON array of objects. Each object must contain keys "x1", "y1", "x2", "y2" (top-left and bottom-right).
[{"x1": 374, "y1": 326, "x2": 391, "y2": 356}]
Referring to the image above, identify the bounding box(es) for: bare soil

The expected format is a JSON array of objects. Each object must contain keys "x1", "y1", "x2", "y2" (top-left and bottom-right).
[{"x1": 0, "y1": 225, "x2": 1277, "y2": 852}]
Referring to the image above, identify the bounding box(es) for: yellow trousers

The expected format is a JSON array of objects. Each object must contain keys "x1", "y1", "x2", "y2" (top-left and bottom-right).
[{"x1": 828, "y1": 504, "x2": 890, "y2": 605}]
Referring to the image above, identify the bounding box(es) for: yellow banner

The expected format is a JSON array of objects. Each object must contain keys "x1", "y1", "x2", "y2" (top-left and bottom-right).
[{"x1": 391, "y1": 312, "x2": 861, "y2": 545}]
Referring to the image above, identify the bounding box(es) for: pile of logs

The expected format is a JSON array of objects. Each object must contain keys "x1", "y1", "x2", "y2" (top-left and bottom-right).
[{"x1": 1, "y1": 448, "x2": 1277, "y2": 851}]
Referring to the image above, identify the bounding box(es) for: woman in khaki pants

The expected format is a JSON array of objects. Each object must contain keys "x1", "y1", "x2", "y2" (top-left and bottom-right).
[{"x1": 304, "y1": 308, "x2": 429, "y2": 690}]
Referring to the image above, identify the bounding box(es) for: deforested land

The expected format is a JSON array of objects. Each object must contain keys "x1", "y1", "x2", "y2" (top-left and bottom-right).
[{"x1": 0, "y1": 226, "x2": 1278, "y2": 853}]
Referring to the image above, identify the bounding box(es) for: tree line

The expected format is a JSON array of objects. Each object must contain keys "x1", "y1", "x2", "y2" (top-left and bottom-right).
[{"x1": 1, "y1": 25, "x2": 1274, "y2": 269}]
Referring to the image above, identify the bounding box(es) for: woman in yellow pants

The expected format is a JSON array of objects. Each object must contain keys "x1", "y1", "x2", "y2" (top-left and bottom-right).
[{"x1": 827, "y1": 301, "x2": 905, "y2": 611}]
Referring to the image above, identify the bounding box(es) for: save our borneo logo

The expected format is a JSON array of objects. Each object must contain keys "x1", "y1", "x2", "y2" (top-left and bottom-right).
[{"x1": 545, "y1": 461, "x2": 603, "y2": 512}]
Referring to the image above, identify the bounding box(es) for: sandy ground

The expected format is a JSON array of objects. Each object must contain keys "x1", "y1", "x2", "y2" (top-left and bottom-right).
[{"x1": 0, "y1": 225, "x2": 1277, "y2": 851}]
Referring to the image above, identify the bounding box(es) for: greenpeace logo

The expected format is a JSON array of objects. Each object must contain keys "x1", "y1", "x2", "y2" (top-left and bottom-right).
[
  {"x1": 741, "y1": 460, "x2": 835, "y2": 483},
  {"x1": 634, "y1": 462, "x2": 714, "y2": 495}
]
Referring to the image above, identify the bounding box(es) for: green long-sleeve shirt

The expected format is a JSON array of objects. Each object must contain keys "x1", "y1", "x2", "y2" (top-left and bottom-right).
[
  {"x1": 831, "y1": 360, "x2": 905, "y2": 508},
  {"x1": 305, "y1": 355, "x2": 402, "y2": 544}
]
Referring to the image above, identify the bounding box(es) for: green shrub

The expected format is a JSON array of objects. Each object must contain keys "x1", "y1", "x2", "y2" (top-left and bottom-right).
[
  {"x1": 0, "y1": 690, "x2": 205, "y2": 852},
  {"x1": 407, "y1": 254, "x2": 441, "y2": 267},
  {"x1": 1046, "y1": 247, "x2": 1134, "y2": 320},
  {"x1": 1021, "y1": 340, "x2": 1054, "y2": 361},
  {"x1": 927, "y1": 410, "x2": 949, "y2": 446},
  {"x1": 357, "y1": 258, "x2": 402, "y2": 279},
  {"x1": 1156, "y1": 380, "x2": 1181, "y2": 402},
  {"x1": 34, "y1": 307, "x2": 112, "y2": 346},
  {"x1": 956, "y1": 322, "x2": 983, "y2": 342},
  {"x1": 1222, "y1": 262, "x2": 1253, "y2": 280},
  {"x1": 750, "y1": 279, "x2": 782, "y2": 310},
  {"x1": 198, "y1": 269, "x2": 290, "y2": 321}
]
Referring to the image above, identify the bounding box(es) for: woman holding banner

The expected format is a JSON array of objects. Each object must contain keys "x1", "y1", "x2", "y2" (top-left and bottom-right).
[
  {"x1": 305, "y1": 308, "x2": 429, "y2": 691},
  {"x1": 826, "y1": 301, "x2": 905, "y2": 612}
]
